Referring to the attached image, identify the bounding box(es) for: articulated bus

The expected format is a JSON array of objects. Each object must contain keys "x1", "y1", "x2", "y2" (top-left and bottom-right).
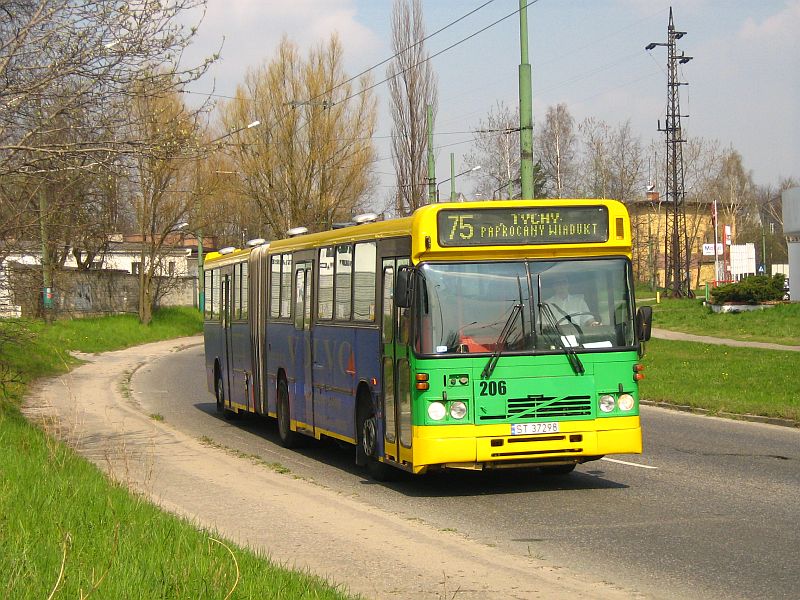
[{"x1": 203, "y1": 199, "x2": 653, "y2": 478}]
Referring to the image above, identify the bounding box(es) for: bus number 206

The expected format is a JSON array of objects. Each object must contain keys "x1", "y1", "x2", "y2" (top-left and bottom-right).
[{"x1": 479, "y1": 380, "x2": 507, "y2": 396}]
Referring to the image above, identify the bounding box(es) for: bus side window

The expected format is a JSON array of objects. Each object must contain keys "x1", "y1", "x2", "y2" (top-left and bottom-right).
[
  {"x1": 270, "y1": 255, "x2": 280, "y2": 318},
  {"x1": 294, "y1": 269, "x2": 305, "y2": 330},
  {"x1": 241, "y1": 262, "x2": 249, "y2": 319},
  {"x1": 204, "y1": 269, "x2": 214, "y2": 320},
  {"x1": 353, "y1": 242, "x2": 376, "y2": 322},
  {"x1": 382, "y1": 266, "x2": 394, "y2": 344},
  {"x1": 212, "y1": 269, "x2": 221, "y2": 321},
  {"x1": 318, "y1": 248, "x2": 334, "y2": 320},
  {"x1": 335, "y1": 244, "x2": 352, "y2": 320},
  {"x1": 280, "y1": 254, "x2": 292, "y2": 318},
  {"x1": 232, "y1": 263, "x2": 240, "y2": 319}
]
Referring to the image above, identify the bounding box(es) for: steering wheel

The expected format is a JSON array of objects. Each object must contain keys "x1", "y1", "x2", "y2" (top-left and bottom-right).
[{"x1": 555, "y1": 312, "x2": 595, "y2": 326}]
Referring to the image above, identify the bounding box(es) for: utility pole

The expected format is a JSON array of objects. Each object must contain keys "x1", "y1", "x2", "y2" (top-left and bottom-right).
[
  {"x1": 427, "y1": 104, "x2": 436, "y2": 204},
  {"x1": 647, "y1": 8, "x2": 693, "y2": 297},
  {"x1": 39, "y1": 189, "x2": 53, "y2": 321},
  {"x1": 197, "y1": 228, "x2": 204, "y2": 311},
  {"x1": 518, "y1": 0, "x2": 534, "y2": 200},
  {"x1": 450, "y1": 153, "x2": 456, "y2": 201}
]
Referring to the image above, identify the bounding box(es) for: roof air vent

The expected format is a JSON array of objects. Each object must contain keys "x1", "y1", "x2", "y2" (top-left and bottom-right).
[
  {"x1": 353, "y1": 212, "x2": 378, "y2": 225},
  {"x1": 218, "y1": 246, "x2": 236, "y2": 255},
  {"x1": 287, "y1": 227, "x2": 308, "y2": 237},
  {"x1": 246, "y1": 238, "x2": 267, "y2": 247}
]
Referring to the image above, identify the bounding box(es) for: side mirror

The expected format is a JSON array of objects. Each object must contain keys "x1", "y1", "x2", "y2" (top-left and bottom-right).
[
  {"x1": 636, "y1": 306, "x2": 653, "y2": 342},
  {"x1": 394, "y1": 265, "x2": 414, "y2": 308}
]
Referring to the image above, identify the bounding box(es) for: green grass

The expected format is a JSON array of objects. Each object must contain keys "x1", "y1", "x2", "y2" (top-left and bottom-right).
[
  {"x1": 1, "y1": 307, "x2": 203, "y2": 398},
  {"x1": 0, "y1": 309, "x2": 357, "y2": 599},
  {"x1": 0, "y1": 409, "x2": 353, "y2": 599},
  {"x1": 640, "y1": 339, "x2": 800, "y2": 421},
  {"x1": 647, "y1": 298, "x2": 800, "y2": 346}
]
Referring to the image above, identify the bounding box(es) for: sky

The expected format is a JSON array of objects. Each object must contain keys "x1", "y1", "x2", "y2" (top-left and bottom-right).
[{"x1": 181, "y1": 0, "x2": 799, "y2": 207}]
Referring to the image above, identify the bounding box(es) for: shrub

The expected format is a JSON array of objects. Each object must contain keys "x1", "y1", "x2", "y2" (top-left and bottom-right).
[{"x1": 711, "y1": 274, "x2": 786, "y2": 304}]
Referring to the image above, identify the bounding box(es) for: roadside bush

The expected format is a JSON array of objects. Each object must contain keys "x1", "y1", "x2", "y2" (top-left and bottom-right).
[{"x1": 711, "y1": 274, "x2": 786, "y2": 304}]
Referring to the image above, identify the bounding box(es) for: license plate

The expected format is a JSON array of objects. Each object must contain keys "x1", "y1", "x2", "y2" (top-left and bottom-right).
[{"x1": 510, "y1": 422, "x2": 560, "y2": 435}]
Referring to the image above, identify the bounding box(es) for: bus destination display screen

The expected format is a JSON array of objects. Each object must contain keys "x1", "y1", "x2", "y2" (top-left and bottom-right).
[{"x1": 437, "y1": 206, "x2": 609, "y2": 247}]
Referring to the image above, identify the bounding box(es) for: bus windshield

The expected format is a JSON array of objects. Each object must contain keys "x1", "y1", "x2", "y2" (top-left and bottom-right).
[{"x1": 416, "y1": 258, "x2": 635, "y2": 355}]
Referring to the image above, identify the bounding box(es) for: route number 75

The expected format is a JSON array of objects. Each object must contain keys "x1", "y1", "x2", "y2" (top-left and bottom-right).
[{"x1": 446, "y1": 214, "x2": 474, "y2": 241}]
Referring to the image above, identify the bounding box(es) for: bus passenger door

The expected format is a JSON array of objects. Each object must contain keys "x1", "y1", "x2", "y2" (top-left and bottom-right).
[
  {"x1": 221, "y1": 273, "x2": 233, "y2": 410},
  {"x1": 293, "y1": 262, "x2": 314, "y2": 433},
  {"x1": 381, "y1": 258, "x2": 412, "y2": 466}
]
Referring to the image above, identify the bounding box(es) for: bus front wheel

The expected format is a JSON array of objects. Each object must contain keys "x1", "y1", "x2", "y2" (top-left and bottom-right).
[{"x1": 276, "y1": 378, "x2": 300, "y2": 448}]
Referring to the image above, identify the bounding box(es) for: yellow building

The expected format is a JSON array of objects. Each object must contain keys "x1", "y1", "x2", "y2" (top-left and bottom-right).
[{"x1": 629, "y1": 194, "x2": 736, "y2": 290}]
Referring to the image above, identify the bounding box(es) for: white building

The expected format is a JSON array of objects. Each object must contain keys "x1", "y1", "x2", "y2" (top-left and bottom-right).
[{"x1": 0, "y1": 234, "x2": 210, "y2": 317}]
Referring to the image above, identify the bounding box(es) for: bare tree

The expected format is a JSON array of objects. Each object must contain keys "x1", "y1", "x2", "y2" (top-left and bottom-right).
[
  {"x1": 536, "y1": 103, "x2": 577, "y2": 198},
  {"x1": 126, "y1": 81, "x2": 206, "y2": 325},
  {"x1": 579, "y1": 118, "x2": 644, "y2": 202},
  {"x1": 464, "y1": 102, "x2": 520, "y2": 200},
  {"x1": 710, "y1": 148, "x2": 757, "y2": 244},
  {"x1": 387, "y1": 0, "x2": 437, "y2": 215},
  {"x1": 1, "y1": 0, "x2": 216, "y2": 320},
  {"x1": 223, "y1": 35, "x2": 377, "y2": 240},
  {"x1": 0, "y1": 0, "x2": 215, "y2": 179}
]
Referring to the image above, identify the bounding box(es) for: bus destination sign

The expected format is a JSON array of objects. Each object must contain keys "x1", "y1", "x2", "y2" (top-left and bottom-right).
[{"x1": 436, "y1": 206, "x2": 609, "y2": 247}]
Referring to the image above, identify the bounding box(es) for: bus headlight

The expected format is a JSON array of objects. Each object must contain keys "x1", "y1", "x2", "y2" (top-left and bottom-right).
[
  {"x1": 450, "y1": 401, "x2": 467, "y2": 420},
  {"x1": 618, "y1": 393, "x2": 635, "y2": 411},
  {"x1": 599, "y1": 394, "x2": 616, "y2": 413},
  {"x1": 428, "y1": 402, "x2": 446, "y2": 421}
]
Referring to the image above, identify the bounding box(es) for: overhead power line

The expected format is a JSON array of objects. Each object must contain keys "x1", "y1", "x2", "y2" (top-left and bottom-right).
[
  {"x1": 336, "y1": 0, "x2": 541, "y2": 107},
  {"x1": 184, "y1": 0, "x2": 498, "y2": 103}
]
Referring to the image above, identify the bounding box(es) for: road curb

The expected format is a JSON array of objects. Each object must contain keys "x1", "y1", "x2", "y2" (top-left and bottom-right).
[{"x1": 641, "y1": 399, "x2": 800, "y2": 429}]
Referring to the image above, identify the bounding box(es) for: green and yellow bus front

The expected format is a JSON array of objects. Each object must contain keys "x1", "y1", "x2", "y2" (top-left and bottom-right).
[{"x1": 398, "y1": 200, "x2": 648, "y2": 473}]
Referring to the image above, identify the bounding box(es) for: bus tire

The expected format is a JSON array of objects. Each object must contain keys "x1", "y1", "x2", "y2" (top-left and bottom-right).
[
  {"x1": 539, "y1": 464, "x2": 576, "y2": 476},
  {"x1": 215, "y1": 373, "x2": 234, "y2": 420},
  {"x1": 357, "y1": 395, "x2": 393, "y2": 481},
  {"x1": 276, "y1": 378, "x2": 300, "y2": 448}
]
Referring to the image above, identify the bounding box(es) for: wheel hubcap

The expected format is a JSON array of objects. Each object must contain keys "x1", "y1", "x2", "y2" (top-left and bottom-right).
[{"x1": 362, "y1": 416, "x2": 377, "y2": 457}]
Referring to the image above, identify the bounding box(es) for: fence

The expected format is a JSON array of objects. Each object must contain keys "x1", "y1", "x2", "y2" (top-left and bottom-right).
[{"x1": 1, "y1": 264, "x2": 197, "y2": 318}]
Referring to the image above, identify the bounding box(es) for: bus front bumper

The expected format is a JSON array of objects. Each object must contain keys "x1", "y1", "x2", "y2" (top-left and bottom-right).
[{"x1": 411, "y1": 416, "x2": 641, "y2": 472}]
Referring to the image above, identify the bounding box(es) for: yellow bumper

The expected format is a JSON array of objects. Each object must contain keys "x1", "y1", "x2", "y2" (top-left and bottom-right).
[{"x1": 412, "y1": 416, "x2": 641, "y2": 470}]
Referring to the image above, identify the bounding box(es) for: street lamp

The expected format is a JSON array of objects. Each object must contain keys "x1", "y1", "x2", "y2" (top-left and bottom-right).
[
  {"x1": 493, "y1": 178, "x2": 521, "y2": 199},
  {"x1": 436, "y1": 165, "x2": 481, "y2": 202},
  {"x1": 175, "y1": 222, "x2": 204, "y2": 311},
  {"x1": 211, "y1": 120, "x2": 261, "y2": 145}
]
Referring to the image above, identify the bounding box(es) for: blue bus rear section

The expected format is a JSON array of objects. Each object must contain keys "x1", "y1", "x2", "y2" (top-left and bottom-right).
[{"x1": 266, "y1": 322, "x2": 381, "y2": 443}]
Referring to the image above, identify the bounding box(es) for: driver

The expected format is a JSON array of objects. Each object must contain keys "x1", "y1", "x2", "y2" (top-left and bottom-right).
[{"x1": 547, "y1": 276, "x2": 599, "y2": 327}]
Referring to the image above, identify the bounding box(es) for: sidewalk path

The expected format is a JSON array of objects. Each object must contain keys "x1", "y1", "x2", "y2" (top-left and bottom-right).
[
  {"x1": 651, "y1": 328, "x2": 800, "y2": 352},
  {"x1": 25, "y1": 337, "x2": 636, "y2": 600}
]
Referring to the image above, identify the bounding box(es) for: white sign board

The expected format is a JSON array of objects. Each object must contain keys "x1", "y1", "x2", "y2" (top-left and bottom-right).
[
  {"x1": 730, "y1": 243, "x2": 756, "y2": 278},
  {"x1": 702, "y1": 243, "x2": 723, "y2": 256}
]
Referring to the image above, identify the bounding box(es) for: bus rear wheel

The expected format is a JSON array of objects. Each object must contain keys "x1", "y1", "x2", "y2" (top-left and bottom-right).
[
  {"x1": 276, "y1": 378, "x2": 300, "y2": 448},
  {"x1": 357, "y1": 397, "x2": 392, "y2": 481},
  {"x1": 215, "y1": 375, "x2": 225, "y2": 414},
  {"x1": 215, "y1": 373, "x2": 236, "y2": 420}
]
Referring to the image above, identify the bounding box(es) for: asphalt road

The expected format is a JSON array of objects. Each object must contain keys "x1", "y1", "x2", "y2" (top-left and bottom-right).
[{"x1": 135, "y1": 344, "x2": 800, "y2": 600}]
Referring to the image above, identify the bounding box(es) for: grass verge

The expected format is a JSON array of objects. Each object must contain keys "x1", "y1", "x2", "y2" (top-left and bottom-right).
[
  {"x1": 0, "y1": 309, "x2": 356, "y2": 599},
  {"x1": 643, "y1": 298, "x2": 800, "y2": 346},
  {"x1": 640, "y1": 339, "x2": 800, "y2": 421}
]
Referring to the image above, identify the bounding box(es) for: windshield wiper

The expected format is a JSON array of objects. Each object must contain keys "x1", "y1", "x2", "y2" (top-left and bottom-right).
[
  {"x1": 538, "y1": 301, "x2": 585, "y2": 375},
  {"x1": 481, "y1": 303, "x2": 523, "y2": 380}
]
